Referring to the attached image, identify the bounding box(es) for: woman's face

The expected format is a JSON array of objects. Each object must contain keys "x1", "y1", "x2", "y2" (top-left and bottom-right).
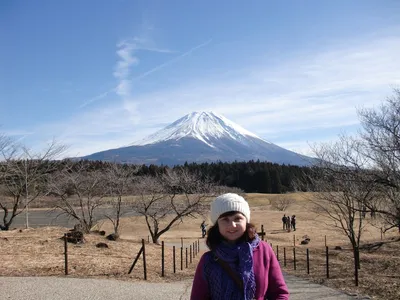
[{"x1": 217, "y1": 212, "x2": 247, "y2": 242}]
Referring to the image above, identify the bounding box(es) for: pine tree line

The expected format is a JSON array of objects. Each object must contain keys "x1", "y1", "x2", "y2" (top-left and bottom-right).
[
  {"x1": 50, "y1": 159, "x2": 310, "y2": 194},
  {"x1": 1, "y1": 159, "x2": 311, "y2": 194}
]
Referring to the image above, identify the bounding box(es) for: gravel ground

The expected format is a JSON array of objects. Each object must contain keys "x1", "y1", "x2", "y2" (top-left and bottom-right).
[{"x1": 0, "y1": 274, "x2": 369, "y2": 300}]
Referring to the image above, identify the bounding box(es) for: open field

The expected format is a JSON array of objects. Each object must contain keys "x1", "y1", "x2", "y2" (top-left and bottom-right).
[
  {"x1": 1, "y1": 192, "x2": 399, "y2": 299},
  {"x1": 0, "y1": 227, "x2": 200, "y2": 282}
]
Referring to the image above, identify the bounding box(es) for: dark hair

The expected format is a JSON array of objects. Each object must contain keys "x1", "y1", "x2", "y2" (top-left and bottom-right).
[{"x1": 205, "y1": 211, "x2": 257, "y2": 251}]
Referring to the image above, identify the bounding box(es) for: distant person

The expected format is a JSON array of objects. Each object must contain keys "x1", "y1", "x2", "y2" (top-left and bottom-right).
[
  {"x1": 190, "y1": 193, "x2": 289, "y2": 299},
  {"x1": 281, "y1": 214, "x2": 287, "y2": 230},
  {"x1": 286, "y1": 215, "x2": 291, "y2": 232},
  {"x1": 200, "y1": 221, "x2": 207, "y2": 238},
  {"x1": 291, "y1": 215, "x2": 296, "y2": 231}
]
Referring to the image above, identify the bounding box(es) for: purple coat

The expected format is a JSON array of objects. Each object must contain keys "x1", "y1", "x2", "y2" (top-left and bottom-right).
[{"x1": 191, "y1": 241, "x2": 289, "y2": 300}]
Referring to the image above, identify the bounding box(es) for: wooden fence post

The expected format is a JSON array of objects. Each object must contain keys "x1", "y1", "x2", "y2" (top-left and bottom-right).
[
  {"x1": 128, "y1": 245, "x2": 143, "y2": 274},
  {"x1": 261, "y1": 225, "x2": 265, "y2": 241},
  {"x1": 142, "y1": 239, "x2": 147, "y2": 280},
  {"x1": 64, "y1": 234, "x2": 68, "y2": 275},
  {"x1": 276, "y1": 245, "x2": 279, "y2": 261},
  {"x1": 283, "y1": 247, "x2": 286, "y2": 267},
  {"x1": 173, "y1": 246, "x2": 176, "y2": 274},
  {"x1": 293, "y1": 247, "x2": 296, "y2": 271},
  {"x1": 306, "y1": 248, "x2": 310, "y2": 274},
  {"x1": 180, "y1": 247, "x2": 183, "y2": 270},
  {"x1": 186, "y1": 247, "x2": 188, "y2": 268},
  {"x1": 325, "y1": 246, "x2": 329, "y2": 279},
  {"x1": 190, "y1": 244, "x2": 192, "y2": 264},
  {"x1": 161, "y1": 241, "x2": 165, "y2": 277}
]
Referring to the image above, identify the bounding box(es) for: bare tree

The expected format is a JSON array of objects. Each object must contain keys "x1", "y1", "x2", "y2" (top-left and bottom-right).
[
  {"x1": 103, "y1": 162, "x2": 138, "y2": 237},
  {"x1": 298, "y1": 135, "x2": 379, "y2": 267},
  {"x1": 270, "y1": 195, "x2": 296, "y2": 211},
  {"x1": 0, "y1": 138, "x2": 66, "y2": 230},
  {"x1": 50, "y1": 162, "x2": 108, "y2": 233},
  {"x1": 132, "y1": 169, "x2": 216, "y2": 244},
  {"x1": 358, "y1": 89, "x2": 400, "y2": 232}
]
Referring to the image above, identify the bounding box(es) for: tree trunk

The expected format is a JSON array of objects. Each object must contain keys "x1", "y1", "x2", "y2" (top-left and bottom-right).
[
  {"x1": 353, "y1": 246, "x2": 359, "y2": 286},
  {"x1": 151, "y1": 235, "x2": 160, "y2": 244}
]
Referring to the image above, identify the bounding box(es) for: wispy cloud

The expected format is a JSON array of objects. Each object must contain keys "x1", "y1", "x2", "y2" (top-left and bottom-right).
[
  {"x1": 33, "y1": 29, "x2": 400, "y2": 157},
  {"x1": 123, "y1": 30, "x2": 400, "y2": 147},
  {"x1": 131, "y1": 39, "x2": 212, "y2": 81},
  {"x1": 79, "y1": 38, "x2": 212, "y2": 109},
  {"x1": 79, "y1": 89, "x2": 116, "y2": 108},
  {"x1": 37, "y1": 37, "x2": 213, "y2": 157},
  {"x1": 113, "y1": 40, "x2": 140, "y2": 80},
  {"x1": 79, "y1": 37, "x2": 163, "y2": 109}
]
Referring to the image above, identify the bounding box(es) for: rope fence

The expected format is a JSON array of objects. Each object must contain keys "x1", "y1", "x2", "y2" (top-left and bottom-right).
[{"x1": 62, "y1": 236, "x2": 202, "y2": 280}]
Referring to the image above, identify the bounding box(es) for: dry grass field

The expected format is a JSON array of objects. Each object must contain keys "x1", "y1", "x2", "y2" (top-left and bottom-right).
[{"x1": 1, "y1": 192, "x2": 399, "y2": 300}]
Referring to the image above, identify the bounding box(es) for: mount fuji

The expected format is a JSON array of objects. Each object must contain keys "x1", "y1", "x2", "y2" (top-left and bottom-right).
[{"x1": 81, "y1": 112, "x2": 312, "y2": 166}]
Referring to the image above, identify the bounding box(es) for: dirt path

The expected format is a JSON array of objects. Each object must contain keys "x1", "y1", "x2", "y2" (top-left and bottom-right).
[{"x1": 0, "y1": 274, "x2": 367, "y2": 300}]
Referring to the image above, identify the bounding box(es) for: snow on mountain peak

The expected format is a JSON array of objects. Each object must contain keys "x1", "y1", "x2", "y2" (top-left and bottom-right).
[{"x1": 132, "y1": 111, "x2": 268, "y2": 147}]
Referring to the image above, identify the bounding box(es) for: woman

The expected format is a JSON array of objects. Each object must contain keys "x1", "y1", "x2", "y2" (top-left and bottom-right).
[{"x1": 191, "y1": 193, "x2": 289, "y2": 300}]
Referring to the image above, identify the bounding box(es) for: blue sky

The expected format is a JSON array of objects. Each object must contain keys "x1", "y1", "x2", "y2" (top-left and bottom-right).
[{"x1": 1, "y1": 0, "x2": 400, "y2": 158}]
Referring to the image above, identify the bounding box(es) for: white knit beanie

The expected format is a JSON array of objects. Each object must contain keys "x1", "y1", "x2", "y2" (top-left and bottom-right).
[{"x1": 210, "y1": 193, "x2": 250, "y2": 224}]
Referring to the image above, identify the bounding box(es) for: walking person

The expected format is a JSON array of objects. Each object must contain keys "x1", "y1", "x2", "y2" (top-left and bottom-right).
[
  {"x1": 286, "y1": 215, "x2": 291, "y2": 232},
  {"x1": 291, "y1": 215, "x2": 296, "y2": 231},
  {"x1": 281, "y1": 214, "x2": 286, "y2": 230},
  {"x1": 191, "y1": 193, "x2": 289, "y2": 300}
]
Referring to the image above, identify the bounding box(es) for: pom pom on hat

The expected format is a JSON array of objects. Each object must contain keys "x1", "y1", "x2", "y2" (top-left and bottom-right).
[{"x1": 210, "y1": 193, "x2": 250, "y2": 224}]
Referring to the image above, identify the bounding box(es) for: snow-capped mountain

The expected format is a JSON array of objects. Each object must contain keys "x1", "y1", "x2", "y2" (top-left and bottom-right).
[
  {"x1": 132, "y1": 112, "x2": 267, "y2": 148},
  {"x1": 81, "y1": 112, "x2": 312, "y2": 166}
]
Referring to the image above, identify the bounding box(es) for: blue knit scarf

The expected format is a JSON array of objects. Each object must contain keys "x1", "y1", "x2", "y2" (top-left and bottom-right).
[{"x1": 204, "y1": 235, "x2": 260, "y2": 300}]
